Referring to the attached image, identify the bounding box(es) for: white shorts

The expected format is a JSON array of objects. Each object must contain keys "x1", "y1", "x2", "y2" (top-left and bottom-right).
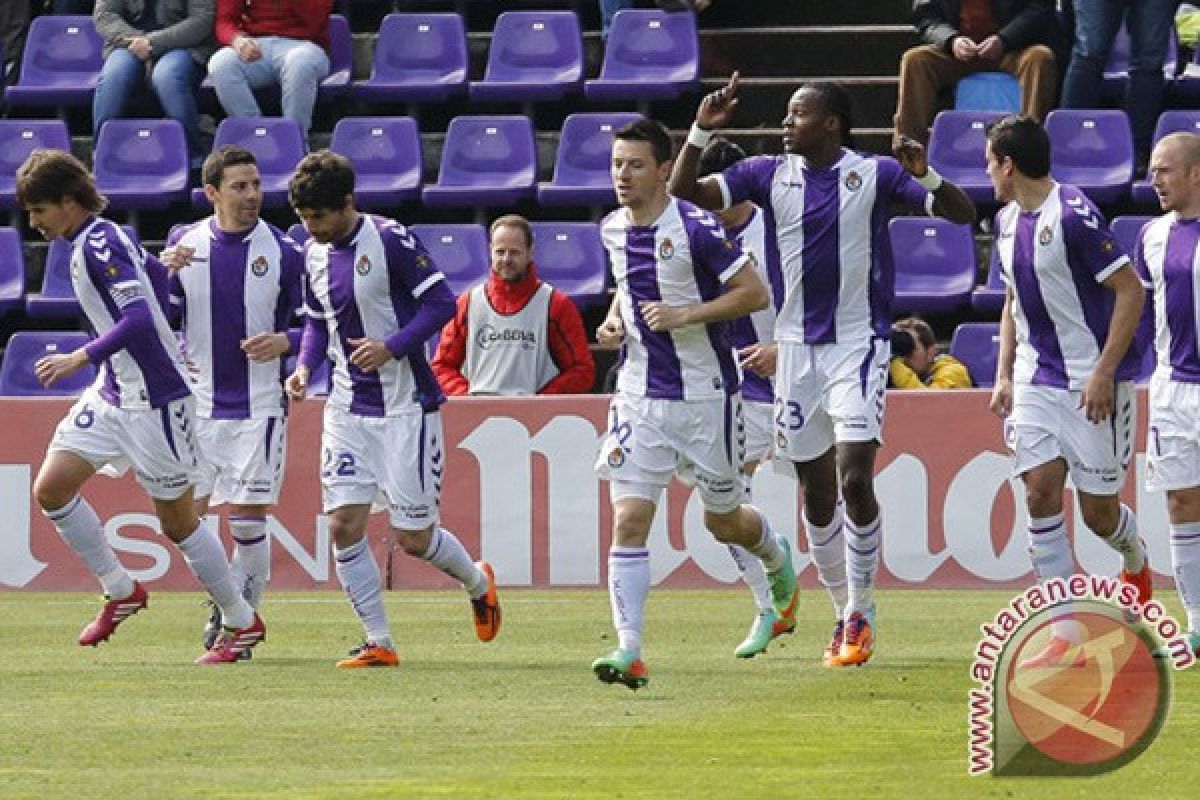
[
  {"x1": 320, "y1": 406, "x2": 442, "y2": 529},
  {"x1": 194, "y1": 416, "x2": 287, "y2": 506},
  {"x1": 1007, "y1": 382, "x2": 1135, "y2": 496},
  {"x1": 595, "y1": 392, "x2": 743, "y2": 513},
  {"x1": 1145, "y1": 375, "x2": 1200, "y2": 492},
  {"x1": 773, "y1": 338, "x2": 889, "y2": 461},
  {"x1": 48, "y1": 387, "x2": 199, "y2": 500},
  {"x1": 744, "y1": 400, "x2": 774, "y2": 465}
]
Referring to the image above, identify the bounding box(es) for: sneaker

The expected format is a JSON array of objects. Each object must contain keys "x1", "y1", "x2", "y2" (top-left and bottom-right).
[
  {"x1": 1120, "y1": 545, "x2": 1153, "y2": 605},
  {"x1": 471, "y1": 561, "x2": 501, "y2": 643},
  {"x1": 78, "y1": 582, "x2": 148, "y2": 646},
  {"x1": 1018, "y1": 636, "x2": 1086, "y2": 669},
  {"x1": 201, "y1": 601, "x2": 221, "y2": 650},
  {"x1": 766, "y1": 536, "x2": 799, "y2": 622},
  {"x1": 734, "y1": 609, "x2": 794, "y2": 659},
  {"x1": 821, "y1": 619, "x2": 846, "y2": 668},
  {"x1": 592, "y1": 648, "x2": 649, "y2": 690},
  {"x1": 335, "y1": 641, "x2": 400, "y2": 669},
  {"x1": 835, "y1": 607, "x2": 876, "y2": 667},
  {"x1": 194, "y1": 613, "x2": 266, "y2": 665}
]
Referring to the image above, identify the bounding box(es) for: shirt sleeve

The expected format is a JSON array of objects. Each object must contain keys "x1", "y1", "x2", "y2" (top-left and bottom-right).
[
  {"x1": 1062, "y1": 193, "x2": 1127, "y2": 283},
  {"x1": 381, "y1": 223, "x2": 455, "y2": 358},
  {"x1": 879, "y1": 156, "x2": 934, "y2": 213},
  {"x1": 715, "y1": 156, "x2": 779, "y2": 210},
  {"x1": 689, "y1": 211, "x2": 750, "y2": 284},
  {"x1": 430, "y1": 294, "x2": 471, "y2": 396},
  {"x1": 540, "y1": 290, "x2": 595, "y2": 394}
]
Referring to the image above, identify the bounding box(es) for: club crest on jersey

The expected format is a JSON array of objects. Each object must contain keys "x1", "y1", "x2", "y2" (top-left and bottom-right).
[
  {"x1": 658, "y1": 237, "x2": 675, "y2": 260},
  {"x1": 1102, "y1": 238, "x2": 1115, "y2": 253},
  {"x1": 1038, "y1": 226, "x2": 1054, "y2": 246},
  {"x1": 356, "y1": 254, "x2": 372, "y2": 276},
  {"x1": 250, "y1": 255, "x2": 269, "y2": 277},
  {"x1": 416, "y1": 253, "x2": 431, "y2": 269},
  {"x1": 607, "y1": 447, "x2": 626, "y2": 468},
  {"x1": 844, "y1": 171, "x2": 862, "y2": 191}
]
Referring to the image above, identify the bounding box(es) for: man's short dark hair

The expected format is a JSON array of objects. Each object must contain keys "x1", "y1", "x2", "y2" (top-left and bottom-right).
[
  {"x1": 614, "y1": 118, "x2": 674, "y2": 165},
  {"x1": 986, "y1": 115, "x2": 1051, "y2": 180},
  {"x1": 16, "y1": 149, "x2": 106, "y2": 212},
  {"x1": 489, "y1": 214, "x2": 533, "y2": 249},
  {"x1": 697, "y1": 137, "x2": 747, "y2": 178},
  {"x1": 288, "y1": 149, "x2": 356, "y2": 211},
  {"x1": 203, "y1": 145, "x2": 258, "y2": 189},
  {"x1": 798, "y1": 81, "x2": 855, "y2": 148},
  {"x1": 895, "y1": 316, "x2": 936, "y2": 348}
]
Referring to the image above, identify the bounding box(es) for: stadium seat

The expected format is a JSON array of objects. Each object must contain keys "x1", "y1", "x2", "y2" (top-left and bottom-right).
[
  {"x1": 1102, "y1": 21, "x2": 1178, "y2": 98},
  {"x1": 927, "y1": 110, "x2": 1004, "y2": 204},
  {"x1": 1131, "y1": 111, "x2": 1200, "y2": 205},
  {"x1": 889, "y1": 218, "x2": 976, "y2": 314},
  {"x1": 410, "y1": 223, "x2": 488, "y2": 295},
  {"x1": 0, "y1": 228, "x2": 25, "y2": 318},
  {"x1": 1110, "y1": 215, "x2": 1153, "y2": 262},
  {"x1": 530, "y1": 222, "x2": 608, "y2": 311},
  {"x1": 352, "y1": 13, "x2": 468, "y2": 103},
  {"x1": 4, "y1": 15, "x2": 103, "y2": 108},
  {"x1": 193, "y1": 118, "x2": 305, "y2": 208},
  {"x1": 0, "y1": 120, "x2": 71, "y2": 210},
  {"x1": 584, "y1": 10, "x2": 699, "y2": 102},
  {"x1": 1045, "y1": 109, "x2": 1133, "y2": 205},
  {"x1": 93, "y1": 119, "x2": 189, "y2": 210},
  {"x1": 422, "y1": 116, "x2": 537, "y2": 208},
  {"x1": 948, "y1": 323, "x2": 1000, "y2": 389},
  {"x1": 537, "y1": 112, "x2": 642, "y2": 207},
  {"x1": 953, "y1": 72, "x2": 1019, "y2": 113},
  {"x1": 0, "y1": 331, "x2": 96, "y2": 396},
  {"x1": 970, "y1": 244, "x2": 1004, "y2": 315},
  {"x1": 330, "y1": 117, "x2": 422, "y2": 209},
  {"x1": 27, "y1": 225, "x2": 140, "y2": 319},
  {"x1": 468, "y1": 11, "x2": 583, "y2": 103}
]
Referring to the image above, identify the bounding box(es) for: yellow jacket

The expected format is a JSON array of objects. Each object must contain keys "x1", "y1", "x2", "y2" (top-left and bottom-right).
[{"x1": 889, "y1": 354, "x2": 973, "y2": 389}]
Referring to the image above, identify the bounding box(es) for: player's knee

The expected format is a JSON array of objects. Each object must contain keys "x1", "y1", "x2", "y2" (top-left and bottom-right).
[
  {"x1": 394, "y1": 529, "x2": 429, "y2": 557},
  {"x1": 33, "y1": 478, "x2": 72, "y2": 514},
  {"x1": 839, "y1": 468, "x2": 874, "y2": 508},
  {"x1": 1080, "y1": 500, "x2": 1120, "y2": 538}
]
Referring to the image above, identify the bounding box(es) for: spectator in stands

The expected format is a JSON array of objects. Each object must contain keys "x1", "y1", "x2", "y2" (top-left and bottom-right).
[
  {"x1": 600, "y1": 0, "x2": 713, "y2": 40},
  {"x1": 1060, "y1": 0, "x2": 1178, "y2": 171},
  {"x1": 207, "y1": 0, "x2": 331, "y2": 139},
  {"x1": 0, "y1": 1, "x2": 30, "y2": 100},
  {"x1": 93, "y1": 0, "x2": 215, "y2": 168},
  {"x1": 432, "y1": 214, "x2": 595, "y2": 396},
  {"x1": 894, "y1": 0, "x2": 1061, "y2": 146},
  {"x1": 888, "y1": 316, "x2": 973, "y2": 388}
]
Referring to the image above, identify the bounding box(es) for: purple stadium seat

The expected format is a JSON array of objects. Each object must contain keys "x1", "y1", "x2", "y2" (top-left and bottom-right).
[
  {"x1": 94, "y1": 120, "x2": 189, "y2": 210},
  {"x1": 27, "y1": 225, "x2": 140, "y2": 319},
  {"x1": 330, "y1": 117, "x2": 422, "y2": 209},
  {"x1": 4, "y1": 16, "x2": 102, "y2": 108},
  {"x1": 928, "y1": 110, "x2": 1004, "y2": 204},
  {"x1": 537, "y1": 112, "x2": 642, "y2": 207},
  {"x1": 410, "y1": 223, "x2": 488, "y2": 295},
  {"x1": 352, "y1": 13, "x2": 467, "y2": 103},
  {"x1": 468, "y1": 12, "x2": 582, "y2": 103},
  {"x1": 0, "y1": 331, "x2": 96, "y2": 396},
  {"x1": 0, "y1": 120, "x2": 71, "y2": 210},
  {"x1": 422, "y1": 116, "x2": 536, "y2": 208},
  {"x1": 970, "y1": 244, "x2": 1004, "y2": 315},
  {"x1": 0, "y1": 228, "x2": 25, "y2": 317},
  {"x1": 948, "y1": 323, "x2": 999, "y2": 388},
  {"x1": 1045, "y1": 109, "x2": 1133, "y2": 205},
  {"x1": 1131, "y1": 112, "x2": 1200, "y2": 205},
  {"x1": 584, "y1": 10, "x2": 699, "y2": 102},
  {"x1": 889, "y1": 218, "x2": 976, "y2": 314},
  {"x1": 1110, "y1": 215, "x2": 1153, "y2": 262},
  {"x1": 193, "y1": 118, "x2": 305, "y2": 208},
  {"x1": 1103, "y1": 21, "x2": 1178, "y2": 97},
  {"x1": 530, "y1": 222, "x2": 608, "y2": 311}
]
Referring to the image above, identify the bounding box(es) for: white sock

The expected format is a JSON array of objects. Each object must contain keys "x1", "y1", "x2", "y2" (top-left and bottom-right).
[
  {"x1": 1097, "y1": 504, "x2": 1145, "y2": 574},
  {"x1": 229, "y1": 515, "x2": 271, "y2": 609},
  {"x1": 46, "y1": 495, "x2": 134, "y2": 599},
  {"x1": 806, "y1": 503, "x2": 848, "y2": 618},
  {"x1": 741, "y1": 507, "x2": 785, "y2": 572},
  {"x1": 423, "y1": 527, "x2": 487, "y2": 597},
  {"x1": 846, "y1": 513, "x2": 881, "y2": 616},
  {"x1": 334, "y1": 537, "x2": 392, "y2": 647},
  {"x1": 1171, "y1": 521, "x2": 1200, "y2": 633},
  {"x1": 1027, "y1": 512, "x2": 1074, "y2": 583},
  {"x1": 727, "y1": 544, "x2": 772, "y2": 613},
  {"x1": 608, "y1": 546, "x2": 650, "y2": 654},
  {"x1": 178, "y1": 519, "x2": 254, "y2": 630}
]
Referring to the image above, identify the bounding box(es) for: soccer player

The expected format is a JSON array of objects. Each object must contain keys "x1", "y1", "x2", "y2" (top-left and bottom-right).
[
  {"x1": 984, "y1": 115, "x2": 1148, "y2": 667},
  {"x1": 160, "y1": 146, "x2": 305, "y2": 650},
  {"x1": 592, "y1": 118, "x2": 798, "y2": 689},
  {"x1": 670, "y1": 75, "x2": 976, "y2": 667},
  {"x1": 284, "y1": 150, "x2": 500, "y2": 668},
  {"x1": 17, "y1": 149, "x2": 265, "y2": 664},
  {"x1": 1138, "y1": 131, "x2": 1200, "y2": 655}
]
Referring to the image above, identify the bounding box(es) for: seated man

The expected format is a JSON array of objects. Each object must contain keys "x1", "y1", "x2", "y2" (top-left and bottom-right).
[
  {"x1": 889, "y1": 316, "x2": 973, "y2": 388},
  {"x1": 894, "y1": 0, "x2": 1061, "y2": 146},
  {"x1": 207, "y1": 0, "x2": 331, "y2": 138},
  {"x1": 93, "y1": 0, "x2": 215, "y2": 166},
  {"x1": 432, "y1": 214, "x2": 595, "y2": 396}
]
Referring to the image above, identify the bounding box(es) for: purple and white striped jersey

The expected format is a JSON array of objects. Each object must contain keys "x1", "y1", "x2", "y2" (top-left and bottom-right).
[
  {"x1": 995, "y1": 183, "x2": 1141, "y2": 389},
  {"x1": 167, "y1": 218, "x2": 304, "y2": 419},
  {"x1": 1135, "y1": 214, "x2": 1200, "y2": 383},
  {"x1": 715, "y1": 148, "x2": 933, "y2": 345},
  {"x1": 727, "y1": 206, "x2": 781, "y2": 404},
  {"x1": 302, "y1": 214, "x2": 448, "y2": 416},
  {"x1": 602, "y1": 197, "x2": 750, "y2": 400},
  {"x1": 70, "y1": 216, "x2": 189, "y2": 410}
]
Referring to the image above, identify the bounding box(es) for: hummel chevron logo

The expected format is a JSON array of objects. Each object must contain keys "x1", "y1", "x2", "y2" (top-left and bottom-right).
[{"x1": 1065, "y1": 195, "x2": 1101, "y2": 229}]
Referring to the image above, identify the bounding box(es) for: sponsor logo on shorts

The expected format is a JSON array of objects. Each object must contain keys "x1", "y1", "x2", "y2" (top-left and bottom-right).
[{"x1": 607, "y1": 447, "x2": 626, "y2": 468}]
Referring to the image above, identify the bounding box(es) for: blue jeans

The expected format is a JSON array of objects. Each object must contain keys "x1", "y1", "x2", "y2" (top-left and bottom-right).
[
  {"x1": 1060, "y1": 0, "x2": 1178, "y2": 158},
  {"x1": 207, "y1": 37, "x2": 330, "y2": 137},
  {"x1": 93, "y1": 48, "x2": 204, "y2": 159},
  {"x1": 599, "y1": 0, "x2": 635, "y2": 39}
]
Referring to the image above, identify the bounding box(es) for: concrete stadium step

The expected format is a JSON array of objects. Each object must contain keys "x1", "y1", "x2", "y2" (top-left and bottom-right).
[{"x1": 700, "y1": 26, "x2": 916, "y2": 78}]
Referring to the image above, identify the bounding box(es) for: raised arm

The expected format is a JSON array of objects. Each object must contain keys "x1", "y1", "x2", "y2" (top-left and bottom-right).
[{"x1": 668, "y1": 72, "x2": 740, "y2": 211}]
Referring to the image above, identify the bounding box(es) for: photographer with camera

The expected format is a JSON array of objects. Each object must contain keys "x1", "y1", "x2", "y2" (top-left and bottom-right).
[{"x1": 889, "y1": 316, "x2": 972, "y2": 389}]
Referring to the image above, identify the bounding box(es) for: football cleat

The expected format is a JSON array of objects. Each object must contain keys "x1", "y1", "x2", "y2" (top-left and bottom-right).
[
  {"x1": 78, "y1": 581, "x2": 148, "y2": 646},
  {"x1": 734, "y1": 609, "x2": 795, "y2": 659},
  {"x1": 592, "y1": 649, "x2": 649, "y2": 690},
  {"x1": 821, "y1": 620, "x2": 846, "y2": 668},
  {"x1": 195, "y1": 613, "x2": 266, "y2": 665},
  {"x1": 470, "y1": 561, "x2": 501, "y2": 643},
  {"x1": 336, "y1": 641, "x2": 400, "y2": 669},
  {"x1": 1120, "y1": 547, "x2": 1153, "y2": 605},
  {"x1": 1018, "y1": 636, "x2": 1086, "y2": 669},
  {"x1": 834, "y1": 607, "x2": 876, "y2": 667},
  {"x1": 766, "y1": 536, "x2": 799, "y2": 622},
  {"x1": 201, "y1": 601, "x2": 222, "y2": 650}
]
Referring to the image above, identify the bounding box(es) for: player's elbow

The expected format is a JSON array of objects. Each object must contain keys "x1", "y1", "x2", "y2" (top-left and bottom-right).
[{"x1": 744, "y1": 282, "x2": 769, "y2": 313}]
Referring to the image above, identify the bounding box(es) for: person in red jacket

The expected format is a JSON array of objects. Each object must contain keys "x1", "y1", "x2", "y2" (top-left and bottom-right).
[
  {"x1": 433, "y1": 215, "x2": 596, "y2": 396},
  {"x1": 207, "y1": 0, "x2": 332, "y2": 137}
]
